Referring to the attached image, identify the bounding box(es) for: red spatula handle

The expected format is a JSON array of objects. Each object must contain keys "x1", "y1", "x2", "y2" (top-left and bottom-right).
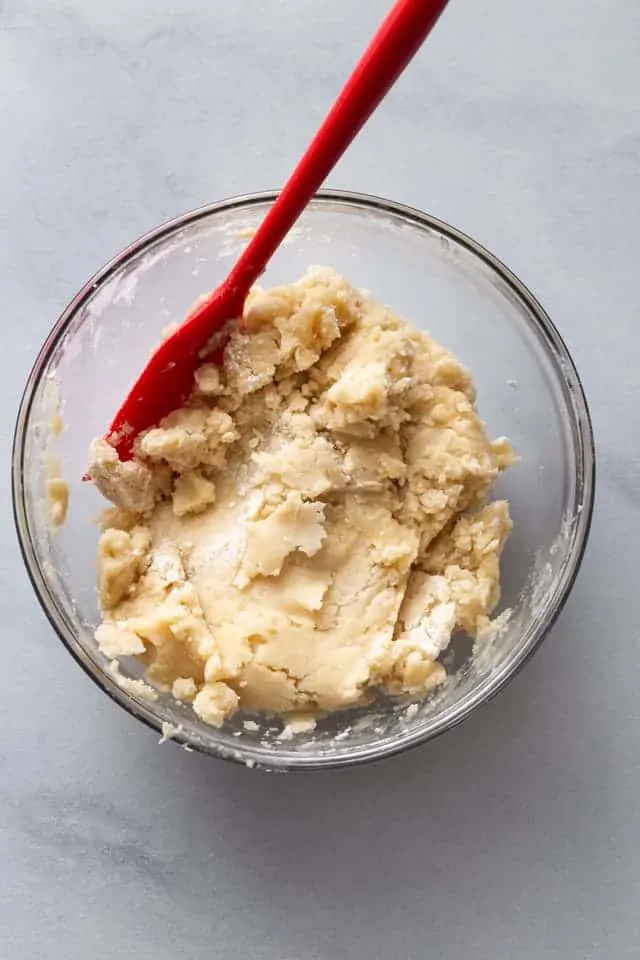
[
  {"x1": 104, "y1": 0, "x2": 450, "y2": 462},
  {"x1": 220, "y1": 0, "x2": 450, "y2": 303}
]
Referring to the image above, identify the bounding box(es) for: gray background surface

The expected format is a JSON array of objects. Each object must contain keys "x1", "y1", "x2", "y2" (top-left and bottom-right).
[{"x1": 2, "y1": 1, "x2": 639, "y2": 957}]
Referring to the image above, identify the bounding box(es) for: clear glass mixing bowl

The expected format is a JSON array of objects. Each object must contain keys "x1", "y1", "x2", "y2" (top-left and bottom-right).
[{"x1": 13, "y1": 191, "x2": 595, "y2": 770}]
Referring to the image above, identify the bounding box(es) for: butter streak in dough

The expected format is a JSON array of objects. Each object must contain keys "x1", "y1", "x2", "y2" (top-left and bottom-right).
[{"x1": 88, "y1": 268, "x2": 514, "y2": 728}]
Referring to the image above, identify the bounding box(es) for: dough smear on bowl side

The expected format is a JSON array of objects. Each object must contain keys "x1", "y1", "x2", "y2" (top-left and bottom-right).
[{"x1": 88, "y1": 268, "x2": 516, "y2": 730}]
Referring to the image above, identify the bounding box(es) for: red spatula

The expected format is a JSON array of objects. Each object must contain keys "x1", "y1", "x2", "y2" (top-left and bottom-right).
[{"x1": 106, "y1": 0, "x2": 450, "y2": 461}]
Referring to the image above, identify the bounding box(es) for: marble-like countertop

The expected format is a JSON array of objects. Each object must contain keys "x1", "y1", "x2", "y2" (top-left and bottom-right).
[{"x1": 2, "y1": 1, "x2": 639, "y2": 957}]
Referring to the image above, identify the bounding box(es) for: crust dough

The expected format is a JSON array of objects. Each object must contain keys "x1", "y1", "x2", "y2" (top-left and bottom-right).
[{"x1": 88, "y1": 268, "x2": 514, "y2": 727}]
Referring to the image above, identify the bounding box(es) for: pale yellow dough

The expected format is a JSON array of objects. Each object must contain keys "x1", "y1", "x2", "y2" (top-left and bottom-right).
[{"x1": 88, "y1": 268, "x2": 515, "y2": 729}]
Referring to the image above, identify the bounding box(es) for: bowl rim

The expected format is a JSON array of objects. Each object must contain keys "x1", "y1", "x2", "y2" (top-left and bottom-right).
[{"x1": 12, "y1": 189, "x2": 596, "y2": 771}]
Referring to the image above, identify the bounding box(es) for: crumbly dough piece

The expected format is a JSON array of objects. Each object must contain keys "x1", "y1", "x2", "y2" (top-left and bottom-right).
[
  {"x1": 47, "y1": 477, "x2": 69, "y2": 528},
  {"x1": 46, "y1": 455, "x2": 69, "y2": 529},
  {"x1": 88, "y1": 268, "x2": 514, "y2": 727}
]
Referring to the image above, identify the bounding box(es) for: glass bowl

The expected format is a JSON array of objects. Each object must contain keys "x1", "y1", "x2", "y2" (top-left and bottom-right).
[{"x1": 13, "y1": 191, "x2": 595, "y2": 771}]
